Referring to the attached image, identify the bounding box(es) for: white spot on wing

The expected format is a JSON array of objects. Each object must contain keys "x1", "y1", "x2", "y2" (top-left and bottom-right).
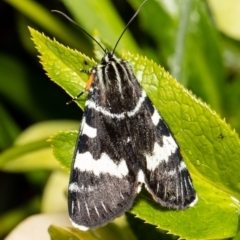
[
  {"x1": 69, "y1": 184, "x2": 94, "y2": 193},
  {"x1": 77, "y1": 201, "x2": 80, "y2": 212},
  {"x1": 120, "y1": 191, "x2": 124, "y2": 199},
  {"x1": 101, "y1": 201, "x2": 108, "y2": 213},
  {"x1": 94, "y1": 205, "x2": 100, "y2": 217},
  {"x1": 146, "y1": 136, "x2": 178, "y2": 171},
  {"x1": 74, "y1": 152, "x2": 129, "y2": 177},
  {"x1": 189, "y1": 195, "x2": 198, "y2": 207},
  {"x1": 69, "y1": 182, "x2": 79, "y2": 192},
  {"x1": 86, "y1": 91, "x2": 146, "y2": 119},
  {"x1": 85, "y1": 201, "x2": 90, "y2": 219},
  {"x1": 179, "y1": 161, "x2": 187, "y2": 171},
  {"x1": 81, "y1": 117, "x2": 97, "y2": 138},
  {"x1": 168, "y1": 170, "x2": 176, "y2": 176},
  {"x1": 137, "y1": 170, "x2": 144, "y2": 193},
  {"x1": 70, "y1": 220, "x2": 89, "y2": 231},
  {"x1": 128, "y1": 91, "x2": 146, "y2": 117},
  {"x1": 87, "y1": 186, "x2": 94, "y2": 192},
  {"x1": 151, "y1": 109, "x2": 161, "y2": 126},
  {"x1": 138, "y1": 169, "x2": 145, "y2": 183},
  {"x1": 71, "y1": 201, "x2": 74, "y2": 214},
  {"x1": 86, "y1": 99, "x2": 124, "y2": 118}
]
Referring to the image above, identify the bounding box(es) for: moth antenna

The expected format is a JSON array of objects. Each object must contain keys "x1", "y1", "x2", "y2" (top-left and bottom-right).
[
  {"x1": 51, "y1": 10, "x2": 106, "y2": 53},
  {"x1": 111, "y1": 0, "x2": 148, "y2": 56}
]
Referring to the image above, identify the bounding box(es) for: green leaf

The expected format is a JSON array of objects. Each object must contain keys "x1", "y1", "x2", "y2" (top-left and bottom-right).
[
  {"x1": 29, "y1": 27, "x2": 96, "y2": 110},
  {"x1": 233, "y1": 230, "x2": 240, "y2": 240},
  {"x1": 49, "y1": 130, "x2": 77, "y2": 170},
  {"x1": 132, "y1": 177, "x2": 238, "y2": 239},
  {"x1": 30, "y1": 28, "x2": 240, "y2": 239},
  {"x1": 126, "y1": 212, "x2": 177, "y2": 240},
  {"x1": 0, "y1": 120, "x2": 79, "y2": 172}
]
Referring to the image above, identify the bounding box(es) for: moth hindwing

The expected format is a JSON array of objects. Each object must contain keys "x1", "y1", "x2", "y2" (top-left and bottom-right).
[{"x1": 68, "y1": 52, "x2": 198, "y2": 231}]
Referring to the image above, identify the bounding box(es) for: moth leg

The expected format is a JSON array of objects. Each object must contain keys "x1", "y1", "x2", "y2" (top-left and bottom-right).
[{"x1": 66, "y1": 73, "x2": 95, "y2": 105}]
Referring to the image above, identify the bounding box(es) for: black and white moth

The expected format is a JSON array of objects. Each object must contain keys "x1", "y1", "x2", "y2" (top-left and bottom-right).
[{"x1": 54, "y1": 0, "x2": 197, "y2": 231}]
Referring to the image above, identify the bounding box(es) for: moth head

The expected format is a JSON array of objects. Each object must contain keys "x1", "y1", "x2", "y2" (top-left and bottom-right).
[{"x1": 101, "y1": 51, "x2": 116, "y2": 64}]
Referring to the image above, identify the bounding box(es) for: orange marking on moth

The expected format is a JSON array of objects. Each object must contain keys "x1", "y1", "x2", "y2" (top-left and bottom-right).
[{"x1": 85, "y1": 73, "x2": 94, "y2": 91}]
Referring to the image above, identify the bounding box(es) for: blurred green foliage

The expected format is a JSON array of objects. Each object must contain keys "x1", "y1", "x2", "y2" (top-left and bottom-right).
[{"x1": 1, "y1": 0, "x2": 240, "y2": 239}]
